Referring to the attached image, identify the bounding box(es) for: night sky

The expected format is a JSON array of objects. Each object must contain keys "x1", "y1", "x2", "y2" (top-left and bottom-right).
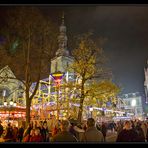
[
  {"x1": 1, "y1": 5, "x2": 148, "y2": 95},
  {"x1": 39, "y1": 5, "x2": 148, "y2": 95}
]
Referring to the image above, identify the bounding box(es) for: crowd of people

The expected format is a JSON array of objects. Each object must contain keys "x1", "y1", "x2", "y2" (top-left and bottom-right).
[{"x1": 0, "y1": 118, "x2": 148, "y2": 143}]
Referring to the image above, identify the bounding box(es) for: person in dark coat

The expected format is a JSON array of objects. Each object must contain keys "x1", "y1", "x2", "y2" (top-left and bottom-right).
[
  {"x1": 135, "y1": 123, "x2": 145, "y2": 142},
  {"x1": 116, "y1": 120, "x2": 138, "y2": 142},
  {"x1": 116, "y1": 122, "x2": 123, "y2": 136},
  {"x1": 42, "y1": 122, "x2": 49, "y2": 142},
  {"x1": 3, "y1": 123, "x2": 14, "y2": 142},
  {"x1": 101, "y1": 122, "x2": 107, "y2": 141},
  {"x1": 146, "y1": 124, "x2": 148, "y2": 142},
  {"x1": 18, "y1": 125, "x2": 24, "y2": 142},
  {"x1": 0, "y1": 121, "x2": 3, "y2": 137},
  {"x1": 52, "y1": 120, "x2": 78, "y2": 142},
  {"x1": 81, "y1": 118, "x2": 104, "y2": 142}
]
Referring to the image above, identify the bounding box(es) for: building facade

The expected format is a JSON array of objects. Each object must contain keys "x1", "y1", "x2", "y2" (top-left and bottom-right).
[
  {"x1": 119, "y1": 92, "x2": 143, "y2": 119},
  {"x1": 0, "y1": 66, "x2": 26, "y2": 125},
  {"x1": 0, "y1": 65, "x2": 25, "y2": 106},
  {"x1": 144, "y1": 62, "x2": 148, "y2": 104}
]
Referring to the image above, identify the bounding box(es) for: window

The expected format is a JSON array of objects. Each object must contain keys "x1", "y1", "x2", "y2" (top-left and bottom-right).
[{"x1": 0, "y1": 88, "x2": 10, "y2": 97}]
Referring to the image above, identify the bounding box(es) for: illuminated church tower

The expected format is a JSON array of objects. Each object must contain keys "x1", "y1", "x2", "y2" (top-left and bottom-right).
[{"x1": 50, "y1": 13, "x2": 74, "y2": 77}]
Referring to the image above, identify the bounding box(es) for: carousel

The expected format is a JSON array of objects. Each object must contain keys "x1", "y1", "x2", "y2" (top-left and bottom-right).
[{"x1": 0, "y1": 100, "x2": 26, "y2": 127}]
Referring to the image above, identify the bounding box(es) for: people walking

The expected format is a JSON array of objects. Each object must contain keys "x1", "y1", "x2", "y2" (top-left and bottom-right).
[
  {"x1": 3, "y1": 123, "x2": 14, "y2": 142},
  {"x1": 52, "y1": 120, "x2": 78, "y2": 142},
  {"x1": 81, "y1": 118, "x2": 104, "y2": 142},
  {"x1": 101, "y1": 122, "x2": 107, "y2": 141},
  {"x1": 116, "y1": 120, "x2": 138, "y2": 142},
  {"x1": 135, "y1": 122, "x2": 145, "y2": 142},
  {"x1": 42, "y1": 121, "x2": 50, "y2": 142},
  {"x1": 29, "y1": 128, "x2": 43, "y2": 142},
  {"x1": 17, "y1": 125, "x2": 24, "y2": 142}
]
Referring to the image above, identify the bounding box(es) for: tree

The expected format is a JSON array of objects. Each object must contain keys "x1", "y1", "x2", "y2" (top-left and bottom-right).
[
  {"x1": 84, "y1": 80, "x2": 120, "y2": 114},
  {"x1": 69, "y1": 32, "x2": 111, "y2": 122},
  {"x1": 0, "y1": 7, "x2": 58, "y2": 126}
]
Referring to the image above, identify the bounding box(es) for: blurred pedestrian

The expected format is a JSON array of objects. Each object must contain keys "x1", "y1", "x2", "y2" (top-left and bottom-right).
[
  {"x1": 3, "y1": 123, "x2": 14, "y2": 142},
  {"x1": 81, "y1": 118, "x2": 104, "y2": 142},
  {"x1": 17, "y1": 125, "x2": 24, "y2": 142},
  {"x1": 30, "y1": 128, "x2": 43, "y2": 142},
  {"x1": 101, "y1": 122, "x2": 107, "y2": 141},
  {"x1": 52, "y1": 120, "x2": 78, "y2": 142},
  {"x1": 116, "y1": 120, "x2": 138, "y2": 142},
  {"x1": 135, "y1": 122, "x2": 145, "y2": 142},
  {"x1": 0, "y1": 120, "x2": 3, "y2": 137}
]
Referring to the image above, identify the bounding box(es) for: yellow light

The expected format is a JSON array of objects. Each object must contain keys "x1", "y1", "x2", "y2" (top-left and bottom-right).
[
  {"x1": 13, "y1": 102, "x2": 17, "y2": 107},
  {"x1": 10, "y1": 100, "x2": 13, "y2": 106},
  {"x1": 4, "y1": 101, "x2": 7, "y2": 106},
  {"x1": 131, "y1": 99, "x2": 136, "y2": 107}
]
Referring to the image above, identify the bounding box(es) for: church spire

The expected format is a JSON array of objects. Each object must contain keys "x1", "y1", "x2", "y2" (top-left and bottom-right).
[
  {"x1": 62, "y1": 12, "x2": 65, "y2": 25},
  {"x1": 56, "y1": 12, "x2": 69, "y2": 57}
]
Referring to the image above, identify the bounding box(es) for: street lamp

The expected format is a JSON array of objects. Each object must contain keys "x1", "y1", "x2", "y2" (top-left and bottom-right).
[
  {"x1": 4, "y1": 100, "x2": 7, "y2": 106},
  {"x1": 13, "y1": 101, "x2": 16, "y2": 107},
  {"x1": 89, "y1": 106, "x2": 93, "y2": 118},
  {"x1": 9, "y1": 100, "x2": 14, "y2": 106},
  {"x1": 131, "y1": 99, "x2": 136, "y2": 116}
]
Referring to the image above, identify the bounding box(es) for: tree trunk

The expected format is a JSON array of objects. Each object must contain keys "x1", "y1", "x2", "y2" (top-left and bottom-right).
[
  {"x1": 77, "y1": 98, "x2": 84, "y2": 123},
  {"x1": 77, "y1": 79, "x2": 85, "y2": 123},
  {"x1": 26, "y1": 89, "x2": 31, "y2": 127}
]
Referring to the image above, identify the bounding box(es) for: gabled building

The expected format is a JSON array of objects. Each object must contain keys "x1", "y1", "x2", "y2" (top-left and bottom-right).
[
  {"x1": 0, "y1": 65, "x2": 26, "y2": 125},
  {"x1": 0, "y1": 65, "x2": 25, "y2": 106}
]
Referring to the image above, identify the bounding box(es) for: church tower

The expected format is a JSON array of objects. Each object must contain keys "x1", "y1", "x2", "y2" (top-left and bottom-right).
[{"x1": 50, "y1": 13, "x2": 74, "y2": 76}]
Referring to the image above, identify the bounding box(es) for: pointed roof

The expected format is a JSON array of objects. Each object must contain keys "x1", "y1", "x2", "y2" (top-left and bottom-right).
[
  {"x1": 62, "y1": 12, "x2": 65, "y2": 25},
  {"x1": 56, "y1": 13, "x2": 69, "y2": 57},
  {"x1": 0, "y1": 65, "x2": 16, "y2": 79}
]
